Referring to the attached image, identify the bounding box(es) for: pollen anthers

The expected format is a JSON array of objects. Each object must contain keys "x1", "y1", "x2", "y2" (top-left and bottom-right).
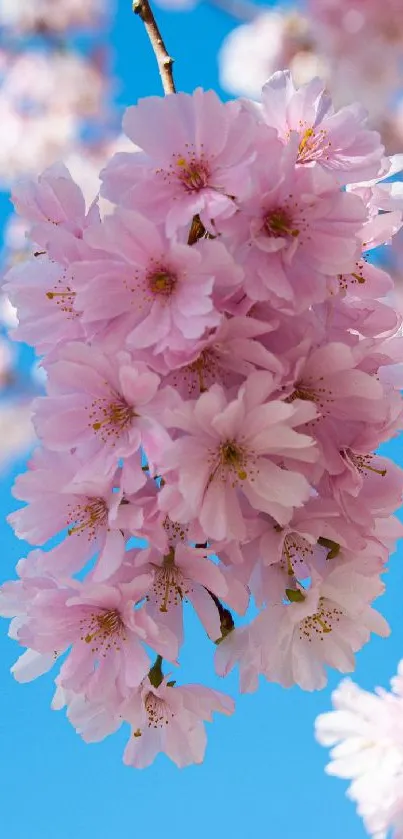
[
  {"x1": 296, "y1": 122, "x2": 332, "y2": 164},
  {"x1": 180, "y1": 349, "x2": 220, "y2": 395},
  {"x1": 343, "y1": 449, "x2": 387, "y2": 477},
  {"x1": 152, "y1": 549, "x2": 189, "y2": 613},
  {"x1": 299, "y1": 597, "x2": 343, "y2": 642},
  {"x1": 281, "y1": 532, "x2": 314, "y2": 577},
  {"x1": 46, "y1": 268, "x2": 78, "y2": 318},
  {"x1": 264, "y1": 206, "x2": 300, "y2": 239},
  {"x1": 87, "y1": 391, "x2": 136, "y2": 443},
  {"x1": 80, "y1": 607, "x2": 127, "y2": 654},
  {"x1": 66, "y1": 497, "x2": 108, "y2": 540},
  {"x1": 207, "y1": 437, "x2": 257, "y2": 488},
  {"x1": 123, "y1": 258, "x2": 178, "y2": 308},
  {"x1": 148, "y1": 268, "x2": 177, "y2": 297},
  {"x1": 162, "y1": 515, "x2": 188, "y2": 545},
  {"x1": 144, "y1": 691, "x2": 174, "y2": 728},
  {"x1": 223, "y1": 441, "x2": 248, "y2": 485},
  {"x1": 169, "y1": 347, "x2": 225, "y2": 396},
  {"x1": 338, "y1": 260, "x2": 367, "y2": 293},
  {"x1": 286, "y1": 376, "x2": 334, "y2": 414},
  {"x1": 176, "y1": 156, "x2": 210, "y2": 192},
  {"x1": 157, "y1": 142, "x2": 211, "y2": 193}
]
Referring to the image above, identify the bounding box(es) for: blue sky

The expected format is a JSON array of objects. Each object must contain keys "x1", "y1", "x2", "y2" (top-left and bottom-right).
[{"x1": 1, "y1": 2, "x2": 403, "y2": 838}]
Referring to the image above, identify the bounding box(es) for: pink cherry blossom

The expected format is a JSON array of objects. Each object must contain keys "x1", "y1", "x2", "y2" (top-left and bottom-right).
[
  {"x1": 7, "y1": 448, "x2": 138, "y2": 578},
  {"x1": 160, "y1": 373, "x2": 318, "y2": 540},
  {"x1": 4, "y1": 255, "x2": 85, "y2": 353},
  {"x1": 100, "y1": 88, "x2": 258, "y2": 234},
  {"x1": 32, "y1": 342, "x2": 171, "y2": 479},
  {"x1": 280, "y1": 339, "x2": 389, "y2": 472},
  {"x1": 131, "y1": 540, "x2": 248, "y2": 646},
  {"x1": 74, "y1": 207, "x2": 241, "y2": 353},
  {"x1": 14, "y1": 574, "x2": 177, "y2": 702},
  {"x1": 215, "y1": 623, "x2": 263, "y2": 694},
  {"x1": 249, "y1": 567, "x2": 388, "y2": 691},
  {"x1": 258, "y1": 70, "x2": 385, "y2": 184},
  {"x1": 12, "y1": 162, "x2": 87, "y2": 229},
  {"x1": 51, "y1": 681, "x2": 123, "y2": 742},
  {"x1": 122, "y1": 677, "x2": 234, "y2": 768},
  {"x1": 159, "y1": 313, "x2": 284, "y2": 398},
  {"x1": 223, "y1": 143, "x2": 366, "y2": 311}
]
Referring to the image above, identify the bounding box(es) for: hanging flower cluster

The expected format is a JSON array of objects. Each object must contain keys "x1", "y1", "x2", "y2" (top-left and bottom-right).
[{"x1": 2, "y1": 70, "x2": 403, "y2": 769}]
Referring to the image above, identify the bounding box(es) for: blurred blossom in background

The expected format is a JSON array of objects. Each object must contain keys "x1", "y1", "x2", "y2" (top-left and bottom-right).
[{"x1": 0, "y1": 0, "x2": 122, "y2": 475}]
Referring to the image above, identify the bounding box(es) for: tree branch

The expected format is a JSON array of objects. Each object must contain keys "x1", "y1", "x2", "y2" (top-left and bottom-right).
[{"x1": 132, "y1": 0, "x2": 176, "y2": 95}]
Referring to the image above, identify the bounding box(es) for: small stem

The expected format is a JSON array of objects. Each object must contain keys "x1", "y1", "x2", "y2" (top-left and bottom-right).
[
  {"x1": 205, "y1": 588, "x2": 235, "y2": 644},
  {"x1": 188, "y1": 215, "x2": 207, "y2": 246},
  {"x1": 133, "y1": 0, "x2": 176, "y2": 95}
]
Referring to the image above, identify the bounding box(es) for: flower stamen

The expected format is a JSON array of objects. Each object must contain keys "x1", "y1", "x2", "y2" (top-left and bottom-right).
[
  {"x1": 80, "y1": 608, "x2": 126, "y2": 654},
  {"x1": 67, "y1": 497, "x2": 108, "y2": 539},
  {"x1": 264, "y1": 207, "x2": 300, "y2": 239}
]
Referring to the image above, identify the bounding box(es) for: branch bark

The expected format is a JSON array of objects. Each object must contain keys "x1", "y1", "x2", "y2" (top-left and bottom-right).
[{"x1": 133, "y1": 0, "x2": 176, "y2": 95}]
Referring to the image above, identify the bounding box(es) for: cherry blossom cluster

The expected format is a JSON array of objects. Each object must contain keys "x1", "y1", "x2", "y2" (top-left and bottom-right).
[
  {"x1": 316, "y1": 665, "x2": 403, "y2": 839},
  {"x1": 165, "y1": 0, "x2": 403, "y2": 315},
  {"x1": 2, "y1": 71, "x2": 403, "y2": 769}
]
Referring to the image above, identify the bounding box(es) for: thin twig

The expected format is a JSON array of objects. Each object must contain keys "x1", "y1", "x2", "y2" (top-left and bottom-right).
[{"x1": 132, "y1": 0, "x2": 176, "y2": 95}]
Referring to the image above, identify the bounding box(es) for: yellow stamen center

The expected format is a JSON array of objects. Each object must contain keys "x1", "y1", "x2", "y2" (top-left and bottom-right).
[
  {"x1": 264, "y1": 207, "x2": 300, "y2": 239},
  {"x1": 148, "y1": 270, "x2": 177, "y2": 296},
  {"x1": 80, "y1": 608, "x2": 126, "y2": 654},
  {"x1": 152, "y1": 551, "x2": 189, "y2": 612},
  {"x1": 67, "y1": 497, "x2": 108, "y2": 538}
]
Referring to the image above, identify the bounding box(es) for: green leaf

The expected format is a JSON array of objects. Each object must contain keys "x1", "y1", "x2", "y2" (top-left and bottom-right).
[
  {"x1": 148, "y1": 655, "x2": 164, "y2": 688},
  {"x1": 285, "y1": 588, "x2": 306, "y2": 603}
]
